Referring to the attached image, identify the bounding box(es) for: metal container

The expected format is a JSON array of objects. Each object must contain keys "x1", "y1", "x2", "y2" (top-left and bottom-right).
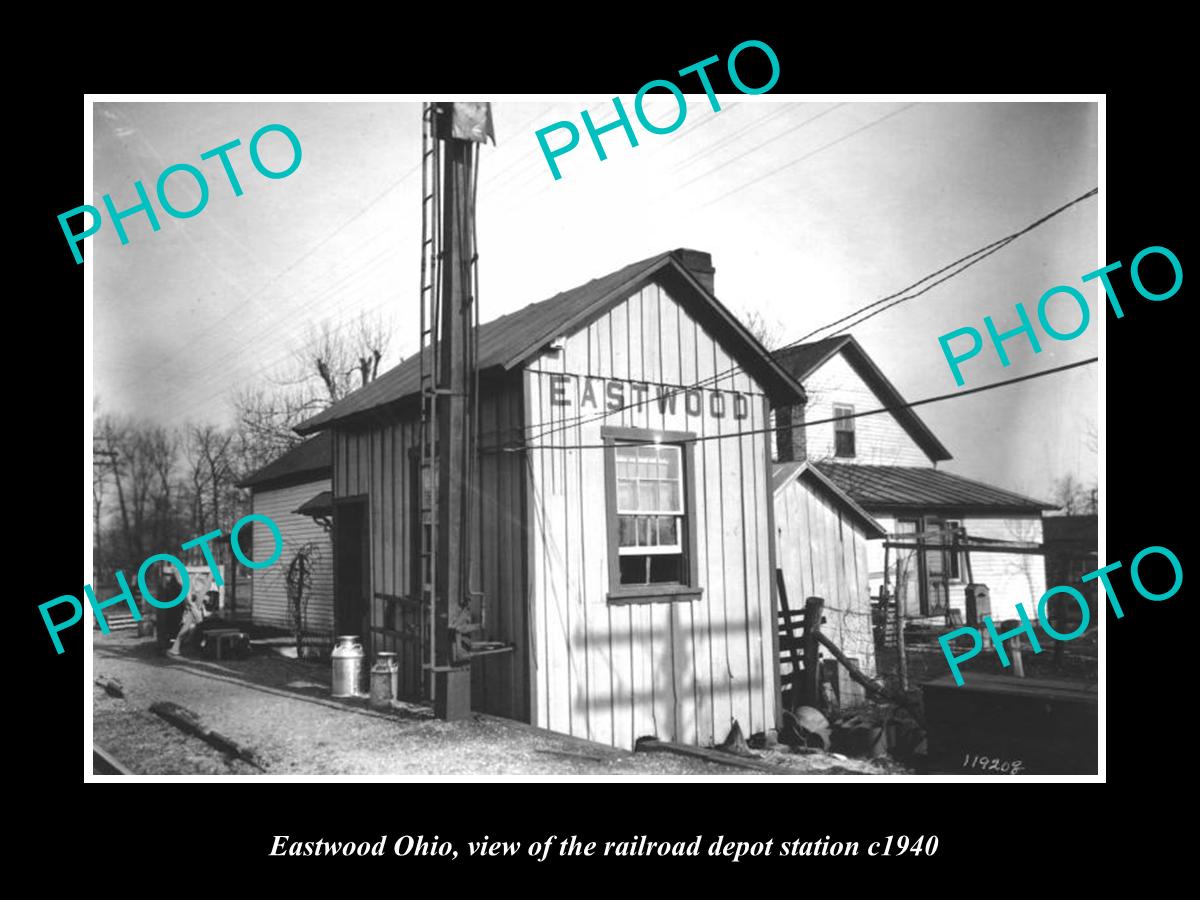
[
  {"x1": 369, "y1": 652, "x2": 399, "y2": 709},
  {"x1": 331, "y1": 635, "x2": 364, "y2": 698},
  {"x1": 921, "y1": 672, "x2": 1098, "y2": 774}
]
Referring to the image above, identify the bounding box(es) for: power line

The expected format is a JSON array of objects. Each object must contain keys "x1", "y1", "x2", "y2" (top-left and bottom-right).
[
  {"x1": 804, "y1": 187, "x2": 1099, "y2": 342},
  {"x1": 520, "y1": 185, "x2": 1099, "y2": 445},
  {"x1": 143, "y1": 160, "x2": 421, "y2": 373},
  {"x1": 678, "y1": 103, "x2": 844, "y2": 189},
  {"x1": 670, "y1": 103, "x2": 795, "y2": 168},
  {"x1": 493, "y1": 356, "x2": 1098, "y2": 453},
  {"x1": 701, "y1": 103, "x2": 917, "y2": 208}
]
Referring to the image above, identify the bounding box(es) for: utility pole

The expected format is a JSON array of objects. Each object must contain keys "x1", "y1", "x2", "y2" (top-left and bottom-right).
[{"x1": 428, "y1": 103, "x2": 493, "y2": 719}]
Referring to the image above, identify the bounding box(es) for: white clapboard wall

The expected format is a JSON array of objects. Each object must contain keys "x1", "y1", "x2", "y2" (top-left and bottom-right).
[{"x1": 250, "y1": 478, "x2": 334, "y2": 634}]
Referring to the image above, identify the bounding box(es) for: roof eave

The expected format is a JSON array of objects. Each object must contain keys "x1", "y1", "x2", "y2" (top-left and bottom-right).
[
  {"x1": 503, "y1": 255, "x2": 806, "y2": 406},
  {"x1": 840, "y1": 337, "x2": 953, "y2": 462}
]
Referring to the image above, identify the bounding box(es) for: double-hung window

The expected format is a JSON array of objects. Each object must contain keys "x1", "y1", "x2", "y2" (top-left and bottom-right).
[
  {"x1": 833, "y1": 404, "x2": 856, "y2": 458},
  {"x1": 602, "y1": 426, "x2": 701, "y2": 603}
]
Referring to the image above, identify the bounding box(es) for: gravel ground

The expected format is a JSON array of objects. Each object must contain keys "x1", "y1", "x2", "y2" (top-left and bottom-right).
[
  {"x1": 93, "y1": 633, "x2": 879, "y2": 776},
  {"x1": 94, "y1": 684, "x2": 259, "y2": 775}
]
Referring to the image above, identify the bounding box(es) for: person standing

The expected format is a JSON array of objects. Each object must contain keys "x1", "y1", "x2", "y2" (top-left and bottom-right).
[{"x1": 155, "y1": 566, "x2": 186, "y2": 655}]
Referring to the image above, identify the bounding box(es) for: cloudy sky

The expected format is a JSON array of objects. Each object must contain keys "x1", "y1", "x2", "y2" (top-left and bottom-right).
[{"x1": 91, "y1": 98, "x2": 1098, "y2": 500}]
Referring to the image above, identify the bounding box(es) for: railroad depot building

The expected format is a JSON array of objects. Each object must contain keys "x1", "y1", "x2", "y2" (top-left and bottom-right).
[
  {"x1": 773, "y1": 335, "x2": 1054, "y2": 624},
  {"x1": 296, "y1": 249, "x2": 805, "y2": 749}
]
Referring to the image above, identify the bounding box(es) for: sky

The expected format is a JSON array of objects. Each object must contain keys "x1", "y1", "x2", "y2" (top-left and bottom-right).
[{"x1": 91, "y1": 98, "x2": 1098, "y2": 501}]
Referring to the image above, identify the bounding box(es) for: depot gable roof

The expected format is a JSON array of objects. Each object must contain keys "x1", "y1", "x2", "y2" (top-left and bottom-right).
[{"x1": 295, "y1": 250, "x2": 805, "y2": 434}]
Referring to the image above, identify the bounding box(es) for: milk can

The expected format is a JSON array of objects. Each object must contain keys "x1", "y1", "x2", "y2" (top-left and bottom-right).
[
  {"x1": 369, "y1": 652, "x2": 399, "y2": 709},
  {"x1": 331, "y1": 636, "x2": 364, "y2": 698}
]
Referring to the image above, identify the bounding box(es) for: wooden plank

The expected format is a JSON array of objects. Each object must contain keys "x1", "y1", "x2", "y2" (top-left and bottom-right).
[
  {"x1": 696, "y1": 322, "x2": 730, "y2": 742},
  {"x1": 563, "y1": 343, "x2": 588, "y2": 740},
  {"x1": 651, "y1": 602, "x2": 675, "y2": 740},
  {"x1": 635, "y1": 738, "x2": 790, "y2": 775},
  {"x1": 658, "y1": 289, "x2": 694, "y2": 745},
  {"x1": 741, "y1": 371, "x2": 768, "y2": 735},
  {"x1": 578, "y1": 321, "x2": 613, "y2": 747},
  {"x1": 801, "y1": 596, "x2": 824, "y2": 709},
  {"x1": 815, "y1": 630, "x2": 924, "y2": 721},
  {"x1": 776, "y1": 570, "x2": 804, "y2": 706},
  {"x1": 680, "y1": 309, "x2": 713, "y2": 747},
  {"x1": 526, "y1": 369, "x2": 550, "y2": 730},
  {"x1": 715, "y1": 341, "x2": 751, "y2": 734},
  {"x1": 604, "y1": 309, "x2": 634, "y2": 750},
  {"x1": 539, "y1": 356, "x2": 572, "y2": 736},
  {"x1": 150, "y1": 701, "x2": 267, "y2": 771}
]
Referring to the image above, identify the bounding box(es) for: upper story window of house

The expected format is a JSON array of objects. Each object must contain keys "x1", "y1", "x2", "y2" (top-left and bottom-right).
[{"x1": 833, "y1": 404, "x2": 856, "y2": 458}]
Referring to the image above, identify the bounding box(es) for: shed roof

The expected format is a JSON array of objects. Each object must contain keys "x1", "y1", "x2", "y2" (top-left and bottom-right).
[
  {"x1": 773, "y1": 460, "x2": 887, "y2": 538},
  {"x1": 774, "y1": 335, "x2": 953, "y2": 463},
  {"x1": 1043, "y1": 514, "x2": 1097, "y2": 545},
  {"x1": 295, "y1": 250, "x2": 805, "y2": 434},
  {"x1": 815, "y1": 463, "x2": 1055, "y2": 514},
  {"x1": 236, "y1": 433, "x2": 331, "y2": 490},
  {"x1": 294, "y1": 489, "x2": 334, "y2": 517}
]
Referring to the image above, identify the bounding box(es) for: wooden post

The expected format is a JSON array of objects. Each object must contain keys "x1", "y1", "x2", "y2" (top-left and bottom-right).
[
  {"x1": 776, "y1": 570, "x2": 804, "y2": 710},
  {"x1": 801, "y1": 596, "x2": 824, "y2": 709},
  {"x1": 224, "y1": 551, "x2": 236, "y2": 619},
  {"x1": 1010, "y1": 631, "x2": 1025, "y2": 678},
  {"x1": 815, "y1": 631, "x2": 924, "y2": 724},
  {"x1": 896, "y1": 554, "x2": 909, "y2": 693}
]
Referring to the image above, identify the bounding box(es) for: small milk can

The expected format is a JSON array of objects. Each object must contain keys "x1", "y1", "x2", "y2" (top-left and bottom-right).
[
  {"x1": 369, "y1": 652, "x2": 399, "y2": 709},
  {"x1": 331, "y1": 636, "x2": 364, "y2": 698}
]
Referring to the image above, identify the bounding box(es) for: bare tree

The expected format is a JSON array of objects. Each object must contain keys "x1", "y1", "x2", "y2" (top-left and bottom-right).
[
  {"x1": 188, "y1": 424, "x2": 236, "y2": 533},
  {"x1": 292, "y1": 312, "x2": 392, "y2": 402},
  {"x1": 232, "y1": 311, "x2": 395, "y2": 478},
  {"x1": 738, "y1": 307, "x2": 785, "y2": 352},
  {"x1": 1052, "y1": 474, "x2": 1089, "y2": 515},
  {"x1": 93, "y1": 415, "x2": 184, "y2": 575},
  {"x1": 1004, "y1": 518, "x2": 1043, "y2": 603}
]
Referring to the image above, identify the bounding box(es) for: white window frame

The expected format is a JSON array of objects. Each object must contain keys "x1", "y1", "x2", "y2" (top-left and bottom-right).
[{"x1": 614, "y1": 442, "x2": 685, "y2": 556}]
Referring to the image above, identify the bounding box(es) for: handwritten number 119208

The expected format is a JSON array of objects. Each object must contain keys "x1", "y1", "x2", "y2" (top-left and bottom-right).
[{"x1": 963, "y1": 754, "x2": 1023, "y2": 774}]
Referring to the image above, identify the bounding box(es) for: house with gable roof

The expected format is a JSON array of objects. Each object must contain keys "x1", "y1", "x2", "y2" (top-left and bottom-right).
[{"x1": 773, "y1": 335, "x2": 1055, "y2": 625}]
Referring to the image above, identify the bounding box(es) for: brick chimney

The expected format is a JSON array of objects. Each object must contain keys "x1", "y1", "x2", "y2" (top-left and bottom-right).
[
  {"x1": 671, "y1": 248, "x2": 715, "y2": 294},
  {"x1": 775, "y1": 399, "x2": 808, "y2": 462}
]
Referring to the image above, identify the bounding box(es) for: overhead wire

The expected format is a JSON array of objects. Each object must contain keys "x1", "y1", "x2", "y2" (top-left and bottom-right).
[
  {"x1": 517, "y1": 185, "x2": 1100, "y2": 446},
  {"x1": 700, "y1": 103, "x2": 918, "y2": 207},
  {"x1": 489, "y1": 357, "x2": 1099, "y2": 453},
  {"x1": 678, "y1": 103, "x2": 844, "y2": 189}
]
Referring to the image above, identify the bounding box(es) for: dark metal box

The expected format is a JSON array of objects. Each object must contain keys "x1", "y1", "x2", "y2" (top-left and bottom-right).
[{"x1": 921, "y1": 673, "x2": 1098, "y2": 775}]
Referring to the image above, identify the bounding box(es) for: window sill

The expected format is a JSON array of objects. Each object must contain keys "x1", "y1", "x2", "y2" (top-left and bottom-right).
[{"x1": 607, "y1": 586, "x2": 703, "y2": 606}]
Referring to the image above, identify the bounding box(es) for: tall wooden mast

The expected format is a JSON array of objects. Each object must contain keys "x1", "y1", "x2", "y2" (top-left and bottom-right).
[{"x1": 419, "y1": 102, "x2": 493, "y2": 719}]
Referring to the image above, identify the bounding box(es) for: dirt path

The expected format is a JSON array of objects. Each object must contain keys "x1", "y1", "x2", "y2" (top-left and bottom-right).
[{"x1": 93, "y1": 633, "x2": 880, "y2": 776}]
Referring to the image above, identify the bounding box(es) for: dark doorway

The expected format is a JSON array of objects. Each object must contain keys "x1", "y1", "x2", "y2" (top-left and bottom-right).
[{"x1": 333, "y1": 497, "x2": 370, "y2": 644}]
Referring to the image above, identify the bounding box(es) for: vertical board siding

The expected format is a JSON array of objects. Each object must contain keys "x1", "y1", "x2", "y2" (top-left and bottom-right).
[
  {"x1": 526, "y1": 283, "x2": 777, "y2": 749},
  {"x1": 250, "y1": 479, "x2": 335, "y2": 634},
  {"x1": 329, "y1": 382, "x2": 529, "y2": 720},
  {"x1": 774, "y1": 474, "x2": 879, "y2": 682}
]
